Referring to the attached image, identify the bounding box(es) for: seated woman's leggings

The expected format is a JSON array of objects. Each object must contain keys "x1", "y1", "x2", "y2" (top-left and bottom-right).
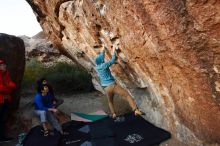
[{"x1": 34, "y1": 110, "x2": 62, "y2": 132}]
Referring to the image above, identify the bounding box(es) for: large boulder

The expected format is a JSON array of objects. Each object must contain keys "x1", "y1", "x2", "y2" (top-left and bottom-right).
[
  {"x1": 0, "y1": 33, "x2": 25, "y2": 109},
  {"x1": 26, "y1": 0, "x2": 220, "y2": 145}
]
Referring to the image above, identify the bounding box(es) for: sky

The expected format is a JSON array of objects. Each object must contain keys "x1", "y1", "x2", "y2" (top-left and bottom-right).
[{"x1": 0, "y1": 0, "x2": 42, "y2": 37}]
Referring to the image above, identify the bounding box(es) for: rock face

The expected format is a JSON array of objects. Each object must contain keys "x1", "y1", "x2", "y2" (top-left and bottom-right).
[
  {"x1": 0, "y1": 33, "x2": 25, "y2": 109},
  {"x1": 26, "y1": 0, "x2": 220, "y2": 145},
  {"x1": 20, "y1": 31, "x2": 72, "y2": 66}
]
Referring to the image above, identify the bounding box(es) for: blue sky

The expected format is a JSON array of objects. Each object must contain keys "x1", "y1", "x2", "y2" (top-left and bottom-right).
[{"x1": 0, "y1": 0, "x2": 42, "y2": 37}]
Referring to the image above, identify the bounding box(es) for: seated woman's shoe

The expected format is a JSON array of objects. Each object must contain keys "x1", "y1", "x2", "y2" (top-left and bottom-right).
[
  {"x1": 42, "y1": 129, "x2": 49, "y2": 137},
  {"x1": 134, "y1": 109, "x2": 145, "y2": 116},
  {"x1": 61, "y1": 131, "x2": 70, "y2": 136}
]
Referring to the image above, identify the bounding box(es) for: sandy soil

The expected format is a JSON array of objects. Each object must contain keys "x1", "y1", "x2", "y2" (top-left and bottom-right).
[
  {"x1": 1, "y1": 91, "x2": 187, "y2": 146},
  {"x1": 58, "y1": 92, "x2": 106, "y2": 115}
]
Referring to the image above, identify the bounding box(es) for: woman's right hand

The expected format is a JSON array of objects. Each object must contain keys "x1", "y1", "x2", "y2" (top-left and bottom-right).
[
  {"x1": 49, "y1": 108, "x2": 58, "y2": 113},
  {"x1": 53, "y1": 108, "x2": 58, "y2": 113},
  {"x1": 112, "y1": 46, "x2": 116, "y2": 55},
  {"x1": 101, "y1": 45, "x2": 105, "y2": 52}
]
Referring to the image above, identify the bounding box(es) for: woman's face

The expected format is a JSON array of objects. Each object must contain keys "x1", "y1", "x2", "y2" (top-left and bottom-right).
[
  {"x1": 0, "y1": 64, "x2": 6, "y2": 71},
  {"x1": 41, "y1": 86, "x2": 49, "y2": 95},
  {"x1": 43, "y1": 86, "x2": 49, "y2": 93}
]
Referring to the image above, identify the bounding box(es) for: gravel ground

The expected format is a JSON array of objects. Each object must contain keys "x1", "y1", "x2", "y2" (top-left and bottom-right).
[{"x1": 1, "y1": 91, "x2": 187, "y2": 146}]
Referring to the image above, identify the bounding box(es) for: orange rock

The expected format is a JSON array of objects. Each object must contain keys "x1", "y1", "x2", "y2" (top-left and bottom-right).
[{"x1": 27, "y1": 0, "x2": 220, "y2": 145}]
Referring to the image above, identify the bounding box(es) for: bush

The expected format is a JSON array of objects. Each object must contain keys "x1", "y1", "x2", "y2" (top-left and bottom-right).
[
  {"x1": 22, "y1": 59, "x2": 44, "y2": 91},
  {"x1": 22, "y1": 59, "x2": 93, "y2": 94}
]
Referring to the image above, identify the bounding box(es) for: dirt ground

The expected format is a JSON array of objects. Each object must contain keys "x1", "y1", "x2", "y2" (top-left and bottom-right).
[{"x1": 0, "y1": 91, "x2": 187, "y2": 146}]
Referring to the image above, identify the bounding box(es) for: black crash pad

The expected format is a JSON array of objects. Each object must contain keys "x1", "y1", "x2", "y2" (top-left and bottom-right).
[{"x1": 23, "y1": 113, "x2": 171, "y2": 146}]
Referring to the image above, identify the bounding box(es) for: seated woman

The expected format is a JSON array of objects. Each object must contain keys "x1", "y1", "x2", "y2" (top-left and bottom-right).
[
  {"x1": 37, "y1": 77, "x2": 64, "y2": 108},
  {"x1": 34, "y1": 84, "x2": 64, "y2": 136}
]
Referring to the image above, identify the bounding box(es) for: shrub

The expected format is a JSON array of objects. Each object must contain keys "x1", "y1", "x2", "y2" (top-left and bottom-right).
[
  {"x1": 22, "y1": 59, "x2": 44, "y2": 91},
  {"x1": 22, "y1": 59, "x2": 93, "y2": 94}
]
